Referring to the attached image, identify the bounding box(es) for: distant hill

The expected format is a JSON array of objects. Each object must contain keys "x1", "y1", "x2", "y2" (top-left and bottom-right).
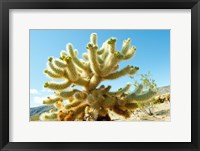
[
  {"x1": 30, "y1": 105, "x2": 55, "y2": 117},
  {"x1": 157, "y1": 85, "x2": 170, "y2": 95},
  {"x1": 30, "y1": 85, "x2": 170, "y2": 120}
]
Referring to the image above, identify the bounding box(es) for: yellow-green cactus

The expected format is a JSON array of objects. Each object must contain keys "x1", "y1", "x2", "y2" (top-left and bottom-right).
[
  {"x1": 44, "y1": 81, "x2": 71, "y2": 90},
  {"x1": 41, "y1": 33, "x2": 156, "y2": 121},
  {"x1": 43, "y1": 96, "x2": 62, "y2": 105}
]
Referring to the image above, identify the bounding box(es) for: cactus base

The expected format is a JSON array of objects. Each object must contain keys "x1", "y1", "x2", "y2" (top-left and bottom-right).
[{"x1": 96, "y1": 114, "x2": 111, "y2": 121}]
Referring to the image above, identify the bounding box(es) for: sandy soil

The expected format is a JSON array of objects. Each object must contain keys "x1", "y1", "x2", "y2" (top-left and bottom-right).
[{"x1": 109, "y1": 101, "x2": 170, "y2": 121}]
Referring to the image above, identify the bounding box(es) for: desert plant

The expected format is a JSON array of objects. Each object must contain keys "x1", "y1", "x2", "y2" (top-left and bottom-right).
[
  {"x1": 40, "y1": 33, "x2": 157, "y2": 121},
  {"x1": 154, "y1": 93, "x2": 170, "y2": 103},
  {"x1": 131, "y1": 72, "x2": 158, "y2": 116}
]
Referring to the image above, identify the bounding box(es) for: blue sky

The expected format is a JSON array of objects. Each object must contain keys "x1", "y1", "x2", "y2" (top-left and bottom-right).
[{"x1": 30, "y1": 30, "x2": 170, "y2": 107}]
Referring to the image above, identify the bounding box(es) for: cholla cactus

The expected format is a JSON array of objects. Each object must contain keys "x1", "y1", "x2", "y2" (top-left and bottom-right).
[{"x1": 40, "y1": 33, "x2": 156, "y2": 121}]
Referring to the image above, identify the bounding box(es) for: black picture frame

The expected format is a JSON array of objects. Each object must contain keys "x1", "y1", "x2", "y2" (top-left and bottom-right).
[{"x1": 0, "y1": 0, "x2": 200, "y2": 151}]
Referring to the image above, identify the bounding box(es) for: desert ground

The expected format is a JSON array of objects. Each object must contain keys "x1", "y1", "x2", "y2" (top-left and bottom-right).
[{"x1": 110, "y1": 101, "x2": 170, "y2": 121}]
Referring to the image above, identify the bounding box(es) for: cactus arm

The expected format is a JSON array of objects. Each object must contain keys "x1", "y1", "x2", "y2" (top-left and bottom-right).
[
  {"x1": 74, "y1": 49, "x2": 78, "y2": 56},
  {"x1": 40, "y1": 112, "x2": 57, "y2": 121},
  {"x1": 111, "y1": 65, "x2": 119, "y2": 72},
  {"x1": 65, "y1": 100, "x2": 82, "y2": 109},
  {"x1": 90, "y1": 33, "x2": 97, "y2": 45},
  {"x1": 97, "y1": 56, "x2": 104, "y2": 64},
  {"x1": 65, "y1": 103, "x2": 88, "y2": 120},
  {"x1": 43, "y1": 97, "x2": 61, "y2": 105},
  {"x1": 109, "y1": 83, "x2": 131, "y2": 96},
  {"x1": 100, "y1": 40, "x2": 110, "y2": 57},
  {"x1": 44, "y1": 80, "x2": 71, "y2": 90},
  {"x1": 129, "y1": 66, "x2": 139, "y2": 75},
  {"x1": 60, "y1": 50, "x2": 68, "y2": 58},
  {"x1": 107, "y1": 38, "x2": 117, "y2": 53},
  {"x1": 126, "y1": 89, "x2": 156, "y2": 103},
  {"x1": 79, "y1": 59, "x2": 89, "y2": 66},
  {"x1": 101, "y1": 49, "x2": 109, "y2": 60},
  {"x1": 64, "y1": 56, "x2": 79, "y2": 81},
  {"x1": 102, "y1": 43, "x2": 116, "y2": 69},
  {"x1": 99, "y1": 38, "x2": 117, "y2": 72},
  {"x1": 54, "y1": 101, "x2": 63, "y2": 110},
  {"x1": 104, "y1": 85, "x2": 111, "y2": 92},
  {"x1": 58, "y1": 89, "x2": 79, "y2": 99},
  {"x1": 74, "y1": 91, "x2": 87, "y2": 100},
  {"x1": 73, "y1": 103, "x2": 88, "y2": 117},
  {"x1": 67, "y1": 44, "x2": 89, "y2": 71},
  {"x1": 97, "y1": 47, "x2": 105, "y2": 55},
  {"x1": 74, "y1": 77, "x2": 89, "y2": 87},
  {"x1": 101, "y1": 51, "x2": 123, "y2": 76},
  {"x1": 86, "y1": 43, "x2": 101, "y2": 75},
  {"x1": 82, "y1": 53, "x2": 89, "y2": 60},
  {"x1": 123, "y1": 46, "x2": 136, "y2": 60},
  {"x1": 98, "y1": 42, "x2": 110, "y2": 68},
  {"x1": 47, "y1": 57, "x2": 64, "y2": 76},
  {"x1": 104, "y1": 66, "x2": 139, "y2": 80},
  {"x1": 44, "y1": 69, "x2": 62, "y2": 79},
  {"x1": 121, "y1": 38, "x2": 131, "y2": 55},
  {"x1": 97, "y1": 41, "x2": 109, "y2": 55},
  {"x1": 63, "y1": 70, "x2": 70, "y2": 80},
  {"x1": 72, "y1": 56, "x2": 89, "y2": 71},
  {"x1": 54, "y1": 59, "x2": 67, "y2": 68},
  {"x1": 67, "y1": 44, "x2": 76, "y2": 58},
  {"x1": 88, "y1": 75, "x2": 101, "y2": 90},
  {"x1": 104, "y1": 66, "x2": 130, "y2": 79}
]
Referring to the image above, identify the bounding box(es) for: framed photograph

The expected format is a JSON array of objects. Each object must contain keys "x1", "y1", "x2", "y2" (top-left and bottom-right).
[{"x1": 0, "y1": 0, "x2": 199, "y2": 150}]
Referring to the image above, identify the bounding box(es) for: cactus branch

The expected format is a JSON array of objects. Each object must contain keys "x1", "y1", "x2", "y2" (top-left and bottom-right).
[
  {"x1": 43, "y1": 97, "x2": 61, "y2": 105},
  {"x1": 47, "y1": 57, "x2": 64, "y2": 76},
  {"x1": 90, "y1": 33, "x2": 97, "y2": 45},
  {"x1": 67, "y1": 44, "x2": 89, "y2": 71},
  {"x1": 109, "y1": 83, "x2": 131, "y2": 96},
  {"x1": 64, "y1": 56, "x2": 79, "y2": 81},
  {"x1": 104, "y1": 66, "x2": 138, "y2": 80},
  {"x1": 58, "y1": 89, "x2": 80, "y2": 99},
  {"x1": 44, "y1": 80, "x2": 71, "y2": 90},
  {"x1": 88, "y1": 75, "x2": 101, "y2": 91},
  {"x1": 123, "y1": 46, "x2": 136, "y2": 60},
  {"x1": 40, "y1": 112, "x2": 58, "y2": 121},
  {"x1": 44, "y1": 69, "x2": 63, "y2": 79},
  {"x1": 121, "y1": 38, "x2": 131, "y2": 55},
  {"x1": 54, "y1": 58, "x2": 67, "y2": 68},
  {"x1": 87, "y1": 43, "x2": 101, "y2": 75}
]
